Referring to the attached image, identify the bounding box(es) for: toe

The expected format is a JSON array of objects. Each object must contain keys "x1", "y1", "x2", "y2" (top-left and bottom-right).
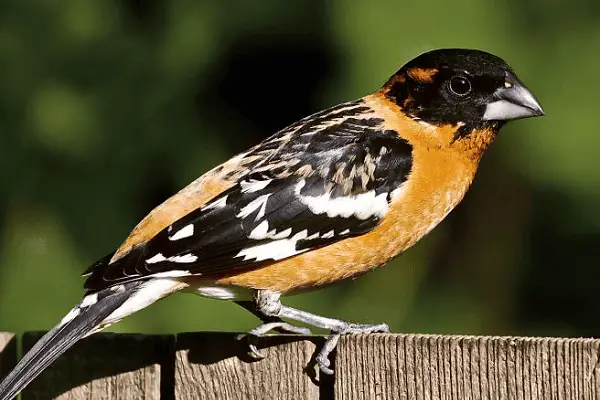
[
  {"x1": 316, "y1": 354, "x2": 334, "y2": 375},
  {"x1": 247, "y1": 343, "x2": 265, "y2": 360}
]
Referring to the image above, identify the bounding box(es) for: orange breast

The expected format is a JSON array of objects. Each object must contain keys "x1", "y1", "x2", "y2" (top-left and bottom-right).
[{"x1": 216, "y1": 94, "x2": 494, "y2": 293}]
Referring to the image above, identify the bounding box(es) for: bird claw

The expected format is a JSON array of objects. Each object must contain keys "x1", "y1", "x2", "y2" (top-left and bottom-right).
[
  {"x1": 235, "y1": 333, "x2": 267, "y2": 359},
  {"x1": 247, "y1": 341, "x2": 266, "y2": 360},
  {"x1": 316, "y1": 355, "x2": 333, "y2": 375},
  {"x1": 238, "y1": 314, "x2": 388, "y2": 375},
  {"x1": 315, "y1": 333, "x2": 338, "y2": 375},
  {"x1": 314, "y1": 322, "x2": 389, "y2": 374},
  {"x1": 238, "y1": 321, "x2": 313, "y2": 360}
]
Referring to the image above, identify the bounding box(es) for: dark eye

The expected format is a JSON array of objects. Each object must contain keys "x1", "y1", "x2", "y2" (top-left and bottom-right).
[{"x1": 449, "y1": 76, "x2": 471, "y2": 96}]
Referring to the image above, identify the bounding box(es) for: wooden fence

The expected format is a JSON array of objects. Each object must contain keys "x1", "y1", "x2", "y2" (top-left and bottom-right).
[{"x1": 1, "y1": 332, "x2": 599, "y2": 399}]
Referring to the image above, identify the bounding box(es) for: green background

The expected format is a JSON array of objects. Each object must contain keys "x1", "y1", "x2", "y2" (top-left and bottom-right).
[{"x1": 1, "y1": 0, "x2": 598, "y2": 340}]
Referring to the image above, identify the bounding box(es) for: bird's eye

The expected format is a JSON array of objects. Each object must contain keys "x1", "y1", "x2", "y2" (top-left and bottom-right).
[{"x1": 449, "y1": 76, "x2": 471, "y2": 96}]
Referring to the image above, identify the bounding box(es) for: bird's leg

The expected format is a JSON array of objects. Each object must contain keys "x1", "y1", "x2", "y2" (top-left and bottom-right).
[
  {"x1": 235, "y1": 300, "x2": 312, "y2": 359},
  {"x1": 248, "y1": 290, "x2": 389, "y2": 374},
  {"x1": 235, "y1": 300, "x2": 283, "y2": 325}
]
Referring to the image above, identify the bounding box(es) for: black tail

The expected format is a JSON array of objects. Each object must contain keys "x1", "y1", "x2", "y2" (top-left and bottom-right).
[{"x1": 0, "y1": 282, "x2": 141, "y2": 400}]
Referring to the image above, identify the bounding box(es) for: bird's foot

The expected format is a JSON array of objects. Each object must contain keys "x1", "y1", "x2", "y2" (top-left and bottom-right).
[
  {"x1": 316, "y1": 322, "x2": 390, "y2": 375},
  {"x1": 238, "y1": 322, "x2": 312, "y2": 359}
]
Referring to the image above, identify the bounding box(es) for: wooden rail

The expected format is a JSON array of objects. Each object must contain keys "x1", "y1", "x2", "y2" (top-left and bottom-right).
[{"x1": 0, "y1": 331, "x2": 598, "y2": 399}]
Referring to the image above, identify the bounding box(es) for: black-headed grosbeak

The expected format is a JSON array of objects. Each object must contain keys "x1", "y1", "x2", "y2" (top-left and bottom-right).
[{"x1": 0, "y1": 48, "x2": 543, "y2": 399}]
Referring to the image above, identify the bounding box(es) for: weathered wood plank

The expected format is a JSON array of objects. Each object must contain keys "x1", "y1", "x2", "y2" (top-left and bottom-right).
[
  {"x1": 21, "y1": 332, "x2": 174, "y2": 400},
  {"x1": 335, "y1": 333, "x2": 600, "y2": 400},
  {"x1": 4, "y1": 332, "x2": 600, "y2": 399},
  {"x1": 175, "y1": 332, "x2": 324, "y2": 400},
  {"x1": 0, "y1": 333, "x2": 17, "y2": 381}
]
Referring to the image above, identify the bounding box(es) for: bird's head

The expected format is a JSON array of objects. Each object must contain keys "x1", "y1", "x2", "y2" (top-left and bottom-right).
[{"x1": 383, "y1": 48, "x2": 544, "y2": 139}]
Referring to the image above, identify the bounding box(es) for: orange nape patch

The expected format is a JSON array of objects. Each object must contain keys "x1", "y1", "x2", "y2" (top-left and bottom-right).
[
  {"x1": 407, "y1": 67, "x2": 438, "y2": 83},
  {"x1": 386, "y1": 73, "x2": 406, "y2": 86}
]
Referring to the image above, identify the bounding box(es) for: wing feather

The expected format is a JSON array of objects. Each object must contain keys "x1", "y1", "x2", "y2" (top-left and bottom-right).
[{"x1": 83, "y1": 100, "x2": 413, "y2": 292}]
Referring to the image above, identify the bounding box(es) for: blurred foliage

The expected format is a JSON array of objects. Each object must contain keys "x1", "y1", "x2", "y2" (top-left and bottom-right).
[{"x1": 1, "y1": 0, "x2": 600, "y2": 341}]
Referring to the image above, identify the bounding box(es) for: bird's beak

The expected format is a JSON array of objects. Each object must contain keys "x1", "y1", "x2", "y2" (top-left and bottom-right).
[{"x1": 482, "y1": 75, "x2": 544, "y2": 121}]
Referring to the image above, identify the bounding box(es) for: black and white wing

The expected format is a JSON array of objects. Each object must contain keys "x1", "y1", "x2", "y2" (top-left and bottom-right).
[{"x1": 84, "y1": 100, "x2": 413, "y2": 291}]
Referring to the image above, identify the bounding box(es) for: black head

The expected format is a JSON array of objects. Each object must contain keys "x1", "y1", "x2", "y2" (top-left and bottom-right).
[{"x1": 385, "y1": 49, "x2": 543, "y2": 136}]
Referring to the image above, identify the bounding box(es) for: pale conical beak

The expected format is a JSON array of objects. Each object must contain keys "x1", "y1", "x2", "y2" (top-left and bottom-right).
[{"x1": 482, "y1": 75, "x2": 544, "y2": 121}]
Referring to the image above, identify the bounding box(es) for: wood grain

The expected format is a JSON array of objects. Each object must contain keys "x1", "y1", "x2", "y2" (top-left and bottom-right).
[
  {"x1": 4, "y1": 332, "x2": 600, "y2": 399},
  {"x1": 174, "y1": 332, "x2": 325, "y2": 400},
  {"x1": 0, "y1": 333, "x2": 16, "y2": 381},
  {"x1": 335, "y1": 333, "x2": 600, "y2": 400},
  {"x1": 20, "y1": 332, "x2": 174, "y2": 400}
]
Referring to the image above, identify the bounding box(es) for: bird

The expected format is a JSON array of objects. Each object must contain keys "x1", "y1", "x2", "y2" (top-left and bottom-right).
[{"x1": 0, "y1": 48, "x2": 543, "y2": 399}]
